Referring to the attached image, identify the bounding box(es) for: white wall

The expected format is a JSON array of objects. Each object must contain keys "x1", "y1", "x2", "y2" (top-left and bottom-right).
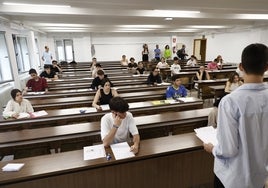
[{"x1": 204, "y1": 28, "x2": 268, "y2": 64}]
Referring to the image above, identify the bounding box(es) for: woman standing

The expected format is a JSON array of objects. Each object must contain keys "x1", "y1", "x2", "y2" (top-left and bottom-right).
[{"x1": 142, "y1": 44, "x2": 149, "y2": 62}]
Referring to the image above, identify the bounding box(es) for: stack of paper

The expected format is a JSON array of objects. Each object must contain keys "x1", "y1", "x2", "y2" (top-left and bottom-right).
[
  {"x1": 83, "y1": 144, "x2": 106, "y2": 160},
  {"x1": 110, "y1": 142, "x2": 135, "y2": 160},
  {"x1": 194, "y1": 126, "x2": 218, "y2": 146},
  {"x1": 30, "y1": 110, "x2": 48, "y2": 118},
  {"x1": 17, "y1": 112, "x2": 30, "y2": 119},
  {"x1": 2, "y1": 163, "x2": 25, "y2": 172}
]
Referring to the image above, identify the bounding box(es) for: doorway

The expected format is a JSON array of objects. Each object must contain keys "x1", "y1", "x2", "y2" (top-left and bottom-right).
[{"x1": 193, "y1": 38, "x2": 207, "y2": 63}]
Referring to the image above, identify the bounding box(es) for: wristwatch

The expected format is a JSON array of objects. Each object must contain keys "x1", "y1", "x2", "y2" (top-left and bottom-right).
[{"x1": 113, "y1": 125, "x2": 119, "y2": 129}]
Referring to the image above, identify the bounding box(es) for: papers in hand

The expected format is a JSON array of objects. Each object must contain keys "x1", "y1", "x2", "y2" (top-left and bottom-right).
[
  {"x1": 2, "y1": 163, "x2": 24, "y2": 172},
  {"x1": 100, "y1": 104, "x2": 110, "y2": 111},
  {"x1": 83, "y1": 144, "x2": 106, "y2": 160},
  {"x1": 194, "y1": 126, "x2": 218, "y2": 146},
  {"x1": 110, "y1": 142, "x2": 135, "y2": 160},
  {"x1": 30, "y1": 110, "x2": 48, "y2": 118}
]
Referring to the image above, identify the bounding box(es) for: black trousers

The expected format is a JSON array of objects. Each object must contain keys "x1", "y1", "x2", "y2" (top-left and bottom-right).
[{"x1": 214, "y1": 175, "x2": 225, "y2": 188}]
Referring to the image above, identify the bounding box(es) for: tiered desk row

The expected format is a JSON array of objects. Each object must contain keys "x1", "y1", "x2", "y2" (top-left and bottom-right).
[{"x1": 0, "y1": 61, "x2": 215, "y2": 187}]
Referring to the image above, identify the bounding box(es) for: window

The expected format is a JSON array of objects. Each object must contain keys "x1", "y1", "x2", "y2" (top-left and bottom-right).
[
  {"x1": 55, "y1": 39, "x2": 74, "y2": 62},
  {"x1": 0, "y1": 32, "x2": 13, "y2": 83},
  {"x1": 12, "y1": 35, "x2": 31, "y2": 73}
]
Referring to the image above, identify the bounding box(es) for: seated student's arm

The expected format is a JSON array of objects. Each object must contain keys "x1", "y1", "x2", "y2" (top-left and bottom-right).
[
  {"x1": 101, "y1": 114, "x2": 122, "y2": 147},
  {"x1": 52, "y1": 74, "x2": 58, "y2": 81},
  {"x1": 157, "y1": 75, "x2": 162, "y2": 83},
  {"x1": 2, "y1": 101, "x2": 18, "y2": 119},
  {"x1": 130, "y1": 134, "x2": 140, "y2": 154},
  {"x1": 42, "y1": 78, "x2": 49, "y2": 92},
  {"x1": 182, "y1": 86, "x2": 188, "y2": 97},
  {"x1": 196, "y1": 72, "x2": 201, "y2": 80},
  {"x1": 205, "y1": 71, "x2": 210, "y2": 80},
  {"x1": 26, "y1": 100, "x2": 34, "y2": 113},
  {"x1": 224, "y1": 81, "x2": 231, "y2": 93},
  {"x1": 92, "y1": 89, "x2": 102, "y2": 110},
  {"x1": 165, "y1": 87, "x2": 173, "y2": 100},
  {"x1": 22, "y1": 87, "x2": 29, "y2": 95},
  {"x1": 112, "y1": 89, "x2": 119, "y2": 97}
]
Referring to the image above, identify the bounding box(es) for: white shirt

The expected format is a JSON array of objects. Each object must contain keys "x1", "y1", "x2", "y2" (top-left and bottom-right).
[
  {"x1": 3, "y1": 99, "x2": 34, "y2": 118},
  {"x1": 157, "y1": 61, "x2": 169, "y2": 69},
  {"x1": 42, "y1": 51, "x2": 52, "y2": 65},
  {"x1": 170, "y1": 64, "x2": 181, "y2": 75},
  {"x1": 213, "y1": 83, "x2": 268, "y2": 188},
  {"x1": 101, "y1": 112, "x2": 139, "y2": 144},
  {"x1": 186, "y1": 59, "x2": 197, "y2": 67}
]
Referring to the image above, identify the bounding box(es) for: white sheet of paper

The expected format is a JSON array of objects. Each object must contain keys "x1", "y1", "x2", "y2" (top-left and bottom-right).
[
  {"x1": 194, "y1": 126, "x2": 218, "y2": 145},
  {"x1": 83, "y1": 144, "x2": 106, "y2": 160},
  {"x1": 100, "y1": 104, "x2": 110, "y2": 111},
  {"x1": 18, "y1": 112, "x2": 30, "y2": 119},
  {"x1": 110, "y1": 142, "x2": 135, "y2": 160},
  {"x1": 27, "y1": 92, "x2": 45, "y2": 95},
  {"x1": 2, "y1": 163, "x2": 25, "y2": 172},
  {"x1": 31, "y1": 110, "x2": 48, "y2": 117}
]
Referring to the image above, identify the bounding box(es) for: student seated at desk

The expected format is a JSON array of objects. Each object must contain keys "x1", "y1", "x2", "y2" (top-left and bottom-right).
[
  {"x1": 91, "y1": 70, "x2": 113, "y2": 90},
  {"x1": 3, "y1": 89, "x2": 34, "y2": 119},
  {"x1": 101, "y1": 97, "x2": 140, "y2": 154},
  {"x1": 207, "y1": 97, "x2": 222, "y2": 128},
  {"x1": 136, "y1": 61, "x2": 146, "y2": 75},
  {"x1": 194, "y1": 66, "x2": 210, "y2": 89},
  {"x1": 207, "y1": 59, "x2": 219, "y2": 70},
  {"x1": 224, "y1": 72, "x2": 243, "y2": 94},
  {"x1": 170, "y1": 56, "x2": 181, "y2": 76},
  {"x1": 92, "y1": 78, "x2": 119, "y2": 110},
  {"x1": 216, "y1": 55, "x2": 224, "y2": 70},
  {"x1": 40, "y1": 64, "x2": 58, "y2": 81},
  {"x1": 156, "y1": 57, "x2": 169, "y2": 69},
  {"x1": 51, "y1": 60, "x2": 62, "y2": 73},
  {"x1": 186, "y1": 55, "x2": 197, "y2": 67},
  {"x1": 90, "y1": 57, "x2": 97, "y2": 71},
  {"x1": 120, "y1": 55, "x2": 128, "y2": 67},
  {"x1": 23, "y1": 68, "x2": 48, "y2": 95},
  {"x1": 147, "y1": 67, "x2": 162, "y2": 85},
  {"x1": 128, "y1": 57, "x2": 138, "y2": 73},
  {"x1": 166, "y1": 75, "x2": 187, "y2": 100},
  {"x1": 92, "y1": 63, "x2": 104, "y2": 78}
]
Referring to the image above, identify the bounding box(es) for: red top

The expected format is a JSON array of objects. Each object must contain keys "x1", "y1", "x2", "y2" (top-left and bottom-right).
[{"x1": 26, "y1": 77, "x2": 48, "y2": 92}]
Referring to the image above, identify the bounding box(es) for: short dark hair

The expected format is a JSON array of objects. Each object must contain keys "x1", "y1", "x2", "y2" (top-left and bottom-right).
[
  {"x1": 109, "y1": 96, "x2": 129, "y2": 113},
  {"x1": 44, "y1": 64, "x2": 51, "y2": 69},
  {"x1": 29, "y1": 68, "x2": 37, "y2": 74},
  {"x1": 95, "y1": 63, "x2": 102, "y2": 68},
  {"x1": 52, "y1": 60, "x2": 57, "y2": 64},
  {"x1": 97, "y1": 70, "x2": 105, "y2": 76},
  {"x1": 171, "y1": 74, "x2": 180, "y2": 81},
  {"x1": 241, "y1": 43, "x2": 268, "y2": 75},
  {"x1": 173, "y1": 57, "x2": 179, "y2": 61},
  {"x1": 11, "y1": 89, "x2": 21, "y2": 100}
]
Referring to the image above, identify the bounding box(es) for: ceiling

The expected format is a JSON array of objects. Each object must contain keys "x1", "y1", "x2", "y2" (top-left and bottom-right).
[{"x1": 1, "y1": 0, "x2": 268, "y2": 35}]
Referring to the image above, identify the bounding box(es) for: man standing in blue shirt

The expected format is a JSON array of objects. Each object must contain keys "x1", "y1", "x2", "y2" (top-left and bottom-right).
[
  {"x1": 204, "y1": 43, "x2": 268, "y2": 188},
  {"x1": 154, "y1": 44, "x2": 161, "y2": 61},
  {"x1": 166, "y1": 75, "x2": 187, "y2": 99}
]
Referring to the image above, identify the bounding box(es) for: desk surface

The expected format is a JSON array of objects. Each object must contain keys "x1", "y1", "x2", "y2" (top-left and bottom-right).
[
  {"x1": 0, "y1": 97, "x2": 204, "y2": 131},
  {"x1": 0, "y1": 133, "x2": 214, "y2": 188}
]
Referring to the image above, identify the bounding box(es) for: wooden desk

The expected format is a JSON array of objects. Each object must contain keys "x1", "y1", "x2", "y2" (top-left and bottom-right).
[
  {"x1": 48, "y1": 79, "x2": 148, "y2": 90},
  {"x1": 29, "y1": 90, "x2": 166, "y2": 110},
  {"x1": 194, "y1": 79, "x2": 228, "y2": 99},
  {"x1": 0, "y1": 98, "x2": 203, "y2": 131},
  {"x1": 209, "y1": 85, "x2": 225, "y2": 101},
  {"x1": 24, "y1": 84, "x2": 170, "y2": 100},
  {"x1": 0, "y1": 133, "x2": 214, "y2": 188},
  {"x1": 0, "y1": 108, "x2": 211, "y2": 158}
]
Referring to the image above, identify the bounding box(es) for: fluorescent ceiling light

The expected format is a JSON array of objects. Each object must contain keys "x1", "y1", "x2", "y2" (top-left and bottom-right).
[
  {"x1": 189, "y1": 25, "x2": 227, "y2": 29},
  {"x1": 119, "y1": 25, "x2": 162, "y2": 28},
  {"x1": 3, "y1": 2, "x2": 71, "y2": 8},
  {"x1": 154, "y1": 10, "x2": 200, "y2": 14},
  {"x1": 164, "y1": 18, "x2": 173, "y2": 21},
  {"x1": 238, "y1": 14, "x2": 268, "y2": 20}
]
